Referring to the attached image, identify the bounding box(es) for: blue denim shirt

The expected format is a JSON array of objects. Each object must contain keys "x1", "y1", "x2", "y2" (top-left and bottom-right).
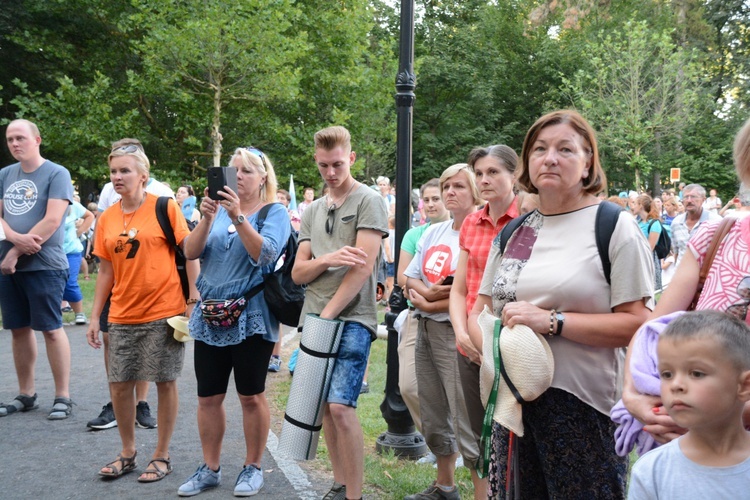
[{"x1": 189, "y1": 204, "x2": 290, "y2": 346}]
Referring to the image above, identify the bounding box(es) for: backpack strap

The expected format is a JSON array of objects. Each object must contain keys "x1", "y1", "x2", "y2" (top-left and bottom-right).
[
  {"x1": 156, "y1": 197, "x2": 176, "y2": 247},
  {"x1": 255, "y1": 203, "x2": 296, "y2": 272},
  {"x1": 498, "y1": 211, "x2": 535, "y2": 255},
  {"x1": 489, "y1": 202, "x2": 623, "y2": 286},
  {"x1": 156, "y1": 196, "x2": 189, "y2": 299},
  {"x1": 595, "y1": 201, "x2": 623, "y2": 286},
  {"x1": 256, "y1": 203, "x2": 273, "y2": 229}
]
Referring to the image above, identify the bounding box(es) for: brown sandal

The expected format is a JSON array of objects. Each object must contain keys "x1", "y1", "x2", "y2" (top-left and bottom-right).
[
  {"x1": 137, "y1": 457, "x2": 172, "y2": 483},
  {"x1": 99, "y1": 451, "x2": 137, "y2": 478}
]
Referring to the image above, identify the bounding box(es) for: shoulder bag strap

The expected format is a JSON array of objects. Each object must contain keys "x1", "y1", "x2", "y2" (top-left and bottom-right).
[{"x1": 689, "y1": 217, "x2": 735, "y2": 310}]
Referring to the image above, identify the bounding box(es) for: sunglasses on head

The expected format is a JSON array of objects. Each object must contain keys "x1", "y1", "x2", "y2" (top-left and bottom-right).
[
  {"x1": 243, "y1": 146, "x2": 263, "y2": 157},
  {"x1": 111, "y1": 144, "x2": 141, "y2": 154}
]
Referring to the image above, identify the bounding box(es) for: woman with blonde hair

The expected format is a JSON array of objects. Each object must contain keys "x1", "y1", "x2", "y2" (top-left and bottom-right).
[
  {"x1": 404, "y1": 163, "x2": 481, "y2": 500},
  {"x1": 87, "y1": 144, "x2": 192, "y2": 482},
  {"x1": 178, "y1": 147, "x2": 289, "y2": 497}
]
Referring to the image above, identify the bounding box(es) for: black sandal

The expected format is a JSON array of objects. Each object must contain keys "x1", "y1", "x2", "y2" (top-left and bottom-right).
[
  {"x1": 0, "y1": 393, "x2": 38, "y2": 417},
  {"x1": 137, "y1": 457, "x2": 172, "y2": 483},
  {"x1": 99, "y1": 452, "x2": 138, "y2": 478},
  {"x1": 48, "y1": 397, "x2": 75, "y2": 420}
]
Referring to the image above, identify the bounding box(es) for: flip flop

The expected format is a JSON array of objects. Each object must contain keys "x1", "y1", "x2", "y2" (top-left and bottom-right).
[
  {"x1": 99, "y1": 452, "x2": 137, "y2": 478},
  {"x1": 137, "y1": 457, "x2": 172, "y2": 483}
]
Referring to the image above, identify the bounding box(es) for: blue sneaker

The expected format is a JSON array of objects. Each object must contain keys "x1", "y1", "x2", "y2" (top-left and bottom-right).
[
  {"x1": 178, "y1": 463, "x2": 221, "y2": 497},
  {"x1": 234, "y1": 464, "x2": 263, "y2": 497},
  {"x1": 267, "y1": 355, "x2": 281, "y2": 373}
]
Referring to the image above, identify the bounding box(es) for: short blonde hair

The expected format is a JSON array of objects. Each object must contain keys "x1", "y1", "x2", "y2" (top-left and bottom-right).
[
  {"x1": 8, "y1": 119, "x2": 40, "y2": 138},
  {"x1": 231, "y1": 148, "x2": 278, "y2": 202},
  {"x1": 108, "y1": 145, "x2": 150, "y2": 188},
  {"x1": 314, "y1": 126, "x2": 351, "y2": 152},
  {"x1": 439, "y1": 163, "x2": 482, "y2": 206}
]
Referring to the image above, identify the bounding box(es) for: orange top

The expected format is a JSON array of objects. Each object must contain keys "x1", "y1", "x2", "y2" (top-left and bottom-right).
[{"x1": 94, "y1": 193, "x2": 190, "y2": 324}]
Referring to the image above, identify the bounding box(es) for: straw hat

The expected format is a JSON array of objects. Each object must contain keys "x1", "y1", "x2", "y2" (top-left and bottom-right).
[
  {"x1": 167, "y1": 315, "x2": 193, "y2": 342},
  {"x1": 478, "y1": 305, "x2": 554, "y2": 436}
]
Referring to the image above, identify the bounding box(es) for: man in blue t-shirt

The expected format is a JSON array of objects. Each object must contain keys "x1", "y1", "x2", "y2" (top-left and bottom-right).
[{"x1": 0, "y1": 119, "x2": 74, "y2": 420}]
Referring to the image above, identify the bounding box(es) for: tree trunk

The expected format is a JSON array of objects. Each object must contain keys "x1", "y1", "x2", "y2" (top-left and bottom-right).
[
  {"x1": 211, "y1": 85, "x2": 222, "y2": 167},
  {"x1": 652, "y1": 132, "x2": 662, "y2": 197}
]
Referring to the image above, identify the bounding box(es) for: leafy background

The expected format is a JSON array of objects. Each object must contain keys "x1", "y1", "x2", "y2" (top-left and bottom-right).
[{"x1": 2, "y1": 0, "x2": 748, "y2": 201}]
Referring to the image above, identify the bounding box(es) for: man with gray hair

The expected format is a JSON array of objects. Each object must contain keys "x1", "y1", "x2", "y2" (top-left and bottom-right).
[{"x1": 670, "y1": 183, "x2": 721, "y2": 267}]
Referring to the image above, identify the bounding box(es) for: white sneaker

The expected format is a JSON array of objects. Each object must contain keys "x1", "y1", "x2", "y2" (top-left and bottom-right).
[
  {"x1": 75, "y1": 313, "x2": 87, "y2": 325},
  {"x1": 417, "y1": 452, "x2": 437, "y2": 464},
  {"x1": 234, "y1": 465, "x2": 263, "y2": 497}
]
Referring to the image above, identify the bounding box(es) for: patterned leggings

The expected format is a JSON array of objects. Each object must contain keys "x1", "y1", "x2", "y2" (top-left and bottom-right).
[{"x1": 487, "y1": 388, "x2": 627, "y2": 499}]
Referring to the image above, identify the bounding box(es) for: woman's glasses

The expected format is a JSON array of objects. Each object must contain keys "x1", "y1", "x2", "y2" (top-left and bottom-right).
[
  {"x1": 726, "y1": 276, "x2": 750, "y2": 321},
  {"x1": 326, "y1": 204, "x2": 337, "y2": 235}
]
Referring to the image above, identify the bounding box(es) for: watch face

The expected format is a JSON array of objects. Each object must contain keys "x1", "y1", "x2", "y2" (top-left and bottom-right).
[{"x1": 237, "y1": 214, "x2": 245, "y2": 223}]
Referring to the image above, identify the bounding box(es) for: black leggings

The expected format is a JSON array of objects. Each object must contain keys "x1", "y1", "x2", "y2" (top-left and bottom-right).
[{"x1": 194, "y1": 335, "x2": 275, "y2": 397}]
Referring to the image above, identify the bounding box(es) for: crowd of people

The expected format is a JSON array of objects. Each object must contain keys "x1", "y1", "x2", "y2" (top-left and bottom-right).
[{"x1": 2, "y1": 113, "x2": 750, "y2": 499}]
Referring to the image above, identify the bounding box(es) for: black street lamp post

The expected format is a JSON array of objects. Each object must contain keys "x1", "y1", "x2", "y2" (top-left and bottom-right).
[{"x1": 376, "y1": 0, "x2": 427, "y2": 459}]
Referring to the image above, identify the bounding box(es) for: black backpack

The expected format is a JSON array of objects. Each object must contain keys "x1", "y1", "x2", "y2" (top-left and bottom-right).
[
  {"x1": 255, "y1": 203, "x2": 306, "y2": 327},
  {"x1": 648, "y1": 219, "x2": 671, "y2": 260},
  {"x1": 156, "y1": 196, "x2": 190, "y2": 299},
  {"x1": 498, "y1": 201, "x2": 622, "y2": 285}
]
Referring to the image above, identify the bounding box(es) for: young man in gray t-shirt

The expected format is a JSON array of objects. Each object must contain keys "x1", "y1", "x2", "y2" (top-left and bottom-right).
[
  {"x1": 292, "y1": 126, "x2": 388, "y2": 500},
  {"x1": 0, "y1": 119, "x2": 74, "y2": 420}
]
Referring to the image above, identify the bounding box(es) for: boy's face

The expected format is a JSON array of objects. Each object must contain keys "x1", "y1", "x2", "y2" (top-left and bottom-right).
[
  {"x1": 314, "y1": 146, "x2": 355, "y2": 190},
  {"x1": 658, "y1": 336, "x2": 748, "y2": 431}
]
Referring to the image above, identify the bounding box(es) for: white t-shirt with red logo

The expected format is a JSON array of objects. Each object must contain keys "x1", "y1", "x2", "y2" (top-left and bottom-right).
[{"x1": 404, "y1": 219, "x2": 459, "y2": 322}]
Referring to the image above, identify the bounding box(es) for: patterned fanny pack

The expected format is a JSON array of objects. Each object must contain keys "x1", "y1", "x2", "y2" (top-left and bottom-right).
[{"x1": 199, "y1": 283, "x2": 264, "y2": 327}]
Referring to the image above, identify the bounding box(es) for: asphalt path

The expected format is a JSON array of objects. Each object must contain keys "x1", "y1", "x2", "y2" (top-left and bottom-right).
[{"x1": 0, "y1": 322, "x2": 326, "y2": 499}]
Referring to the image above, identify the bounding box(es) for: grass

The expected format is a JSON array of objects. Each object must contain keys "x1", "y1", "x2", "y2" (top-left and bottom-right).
[{"x1": 266, "y1": 311, "x2": 474, "y2": 499}]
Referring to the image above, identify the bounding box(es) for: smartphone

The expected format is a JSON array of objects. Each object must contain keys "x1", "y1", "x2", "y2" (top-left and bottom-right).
[
  {"x1": 442, "y1": 275, "x2": 454, "y2": 285},
  {"x1": 207, "y1": 167, "x2": 238, "y2": 201}
]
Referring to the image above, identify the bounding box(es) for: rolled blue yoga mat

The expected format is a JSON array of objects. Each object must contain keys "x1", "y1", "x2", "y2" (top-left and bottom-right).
[{"x1": 277, "y1": 314, "x2": 344, "y2": 460}]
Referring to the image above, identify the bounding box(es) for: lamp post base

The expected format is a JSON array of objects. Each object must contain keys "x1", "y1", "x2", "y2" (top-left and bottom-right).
[{"x1": 375, "y1": 429, "x2": 428, "y2": 459}]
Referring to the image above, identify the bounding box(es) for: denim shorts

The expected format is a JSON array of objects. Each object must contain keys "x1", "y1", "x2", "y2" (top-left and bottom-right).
[
  {"x1": 63, "y1": 252, "x2": 83, "y2": 303},
  {"x1": 0, "y1": 269, "x2": 67, "y2": 331},
  {"x1": 327, "y1": 321, "x2": 372, "y2": 408}
]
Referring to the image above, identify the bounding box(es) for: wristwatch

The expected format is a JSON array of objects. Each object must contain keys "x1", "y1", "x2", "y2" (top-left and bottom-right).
[
  {"x1": 232, "y1": 214, "x2": 246, "y2": 226},
  {"x1": 555, "y1": 312, "x2": 565, "y2": 336}
]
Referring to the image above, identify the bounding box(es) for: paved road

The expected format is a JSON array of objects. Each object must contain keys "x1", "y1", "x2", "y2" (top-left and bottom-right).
[{"x1": 0, "y1": 323, "x2": 324, "y2": 499}]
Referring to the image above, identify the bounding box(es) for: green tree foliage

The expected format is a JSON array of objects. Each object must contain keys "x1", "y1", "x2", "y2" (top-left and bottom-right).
[
  {"x1": 263, "y1": 0, "x2": 397, "y2": 193},
  {"x1": 126, "y1": 0, "x2": 306, "y2": 167},
  {"x1": 560, "y1": 20, "x2": 700, "y2": 192},
  {"x1": 2, "y1": 0, "x2": 748, "y2": 204},
  {"x1": 411, "y1": 0, "x2": 559, "y2": 184}
]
